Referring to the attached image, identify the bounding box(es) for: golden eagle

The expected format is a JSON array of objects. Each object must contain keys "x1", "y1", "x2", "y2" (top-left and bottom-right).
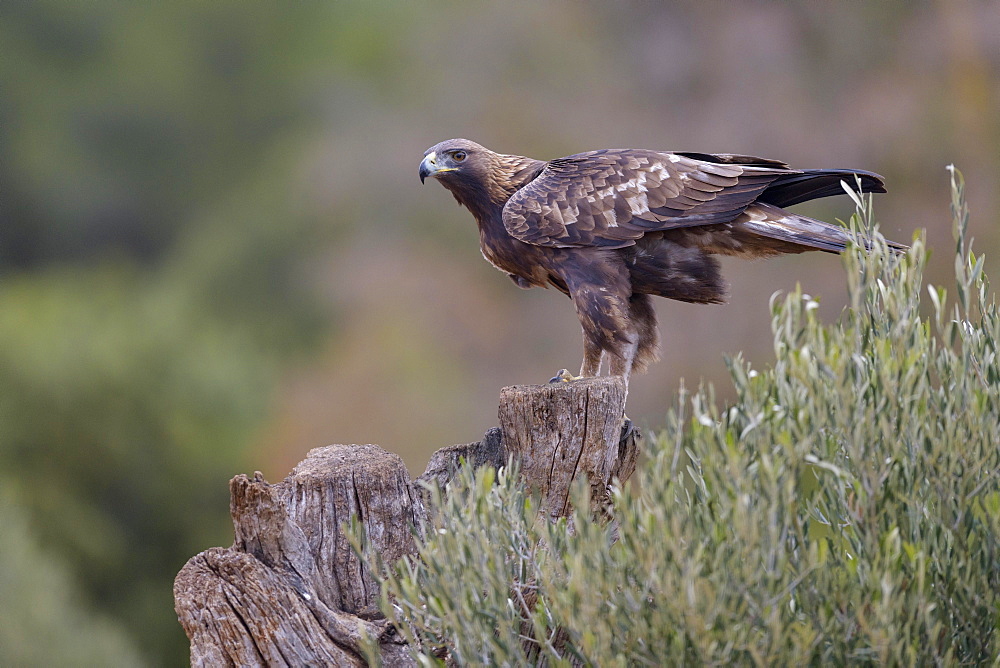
[{"x1": 419, "y1": 139, "x2": 902, "y2": 386}]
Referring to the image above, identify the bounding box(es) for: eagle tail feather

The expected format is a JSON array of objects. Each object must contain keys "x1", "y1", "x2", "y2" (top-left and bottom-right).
[
  {"x1": 759, "y1": 169, "x2": 886, "y2": 209},
  {"x1": 739, "y1": 203, "x2": 907, "y2": 255}
]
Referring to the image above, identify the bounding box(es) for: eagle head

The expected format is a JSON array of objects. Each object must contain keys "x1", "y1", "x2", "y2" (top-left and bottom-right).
[
  {"x1": 419, "y1": 138, "x2": 488, "y2": 184},
  {"x1": 420, "y1": 138, "x2": 543, "y2": 212}
]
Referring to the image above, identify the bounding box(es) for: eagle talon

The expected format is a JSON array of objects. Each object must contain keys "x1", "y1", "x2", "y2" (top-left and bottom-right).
[{"x1": 549, "y1": 369, "x2": 583, "y2": 384}]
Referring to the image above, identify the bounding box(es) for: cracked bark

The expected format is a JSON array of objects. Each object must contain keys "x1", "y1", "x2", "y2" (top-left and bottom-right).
[
  {"x1": 175, "y1": 445, "x2": 416, "y2": 667},
  {"x1": 499, "y1": 376, "x2": 637, "y2": 518},
  {"x1": 174, "y1": 377, "x2": 636, "y2": 666}
]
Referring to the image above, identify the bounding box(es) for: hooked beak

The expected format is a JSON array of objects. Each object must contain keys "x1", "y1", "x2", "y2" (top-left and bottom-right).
[{"x1": 419, "y1": 151, "x2": 455, "y2": 183}]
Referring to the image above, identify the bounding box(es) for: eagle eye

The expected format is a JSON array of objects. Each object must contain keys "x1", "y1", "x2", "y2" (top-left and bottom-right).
[{"x1": 452, "y1": 150, "x2": 467, "y2": 162}]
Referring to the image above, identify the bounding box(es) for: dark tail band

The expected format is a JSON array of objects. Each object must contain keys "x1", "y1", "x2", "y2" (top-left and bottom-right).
[{"x1": 760, "y1": 169, "x2": 886, "y2": 209}]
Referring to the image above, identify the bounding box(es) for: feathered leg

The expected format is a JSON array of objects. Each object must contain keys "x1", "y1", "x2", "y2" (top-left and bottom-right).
[
  {"x1": 627, "y1": 294, "x2": 661, "y2": 375},
  {"x1": 562, "y1": 284, "x2": 637, "y2": 384},
  {"x1": 605, "y1": 295, "x2": 660, "y2": 388},
  {"x1": 550, "y1": 250, "x2": 635, "y2": 385},
  {"x1": 580, "y1": 334, "x2": 604, "y2": 376},
  {"x1": 609, "y1": 339, "x2": 639, "y2": 386}
]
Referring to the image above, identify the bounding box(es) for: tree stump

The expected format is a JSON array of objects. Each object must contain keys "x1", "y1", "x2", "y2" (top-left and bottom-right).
[
  {"x1": 500, "y1": 376, "x2": 637, "y2": 517},
  {"x1": 174, "y1": 377, "x2": 638, "y2": 666},
  {"x1": 174, "y1": 445, "x2": 418, "y2": 667}
]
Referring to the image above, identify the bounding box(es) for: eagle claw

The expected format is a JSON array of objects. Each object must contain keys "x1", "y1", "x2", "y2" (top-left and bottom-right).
[{"x1": 549, "y1": 369, "x2": 582, "y2": 384}]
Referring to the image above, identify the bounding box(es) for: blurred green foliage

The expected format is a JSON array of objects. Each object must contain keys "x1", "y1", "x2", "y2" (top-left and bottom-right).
[
  {"x1": 0, "y1": 2, "x2": 353, "y2": 662},
  {"x1": 0, "y1": 1, "x2": 415, "y2": 267},
  {"x1": 0, "y1": 264, "x2": 277, "y2": 660},
  {"x1": 0, "y1": 492, "x2": 146, "y2": 667},
  {"x1": 378, "y1": 174, "x2": 1000, "y2": 664}
]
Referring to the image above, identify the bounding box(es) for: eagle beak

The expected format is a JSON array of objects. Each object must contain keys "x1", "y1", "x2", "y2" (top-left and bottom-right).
[
  {"x1": 419, "y1": 153, "x2": 436, "y2": 183},
  {"x1": 419, "y1": 152, "x2": 456, "y2": 183}
]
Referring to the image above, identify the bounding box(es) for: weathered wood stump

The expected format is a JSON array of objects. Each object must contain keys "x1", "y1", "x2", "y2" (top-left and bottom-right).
[
  {"x1": 500, "y1": 377, "x2": 636, "y2": 517},
  {"x1": 174, "y1": 445, "x2": 418, "y2": 666},
  {"x1": 174, "y1": 377, "x2": 637, "y2": 666}
]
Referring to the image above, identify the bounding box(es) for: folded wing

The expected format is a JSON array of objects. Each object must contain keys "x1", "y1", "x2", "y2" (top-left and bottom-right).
[{"x1": 502, "y1": 149, "x2": 793, "y2": 249}]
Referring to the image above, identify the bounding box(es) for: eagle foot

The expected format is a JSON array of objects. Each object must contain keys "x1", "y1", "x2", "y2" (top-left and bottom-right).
[{"x1": 548, "y1": 368, "x2": 584, "y2": 384}]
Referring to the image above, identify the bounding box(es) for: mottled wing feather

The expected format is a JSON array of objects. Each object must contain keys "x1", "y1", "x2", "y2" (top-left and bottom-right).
[{"x1": 502, "y1": 149, "x2": 796, "y2": 248}]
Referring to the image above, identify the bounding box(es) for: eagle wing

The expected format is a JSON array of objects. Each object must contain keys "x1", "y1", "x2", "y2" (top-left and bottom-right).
[{"x1": 502, "y1": 149, "x2": 796, "y2": 249}]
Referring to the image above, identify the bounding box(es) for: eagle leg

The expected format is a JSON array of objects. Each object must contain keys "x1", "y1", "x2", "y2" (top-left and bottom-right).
[
  {"x1": 609, "y1": 339, "x2": 639, "y2": 388},
  {"x1": 579, "y1": 334, "x2": 604, "y2": 377}
]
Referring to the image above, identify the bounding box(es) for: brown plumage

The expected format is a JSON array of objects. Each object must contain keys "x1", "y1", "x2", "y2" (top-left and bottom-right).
[{"x1": 419, "y1": 138, "x2": 902, "y2": 386}]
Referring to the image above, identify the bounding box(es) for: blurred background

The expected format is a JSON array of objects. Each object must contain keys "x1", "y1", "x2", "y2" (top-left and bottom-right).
[{"x1": 1, "y1": 1, "x2": 998, "y2": 664}]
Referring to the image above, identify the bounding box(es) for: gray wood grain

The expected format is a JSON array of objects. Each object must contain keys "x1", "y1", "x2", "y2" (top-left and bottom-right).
[
  {"x1": 175, "y1": 444, "x2": 417, "y2": 667},
  {"x1": 174, "y1": 378, "x2": 637, "y2": 665},
  {"x1": 499, "y1": 376, "x2": 636, "y2": 517}
]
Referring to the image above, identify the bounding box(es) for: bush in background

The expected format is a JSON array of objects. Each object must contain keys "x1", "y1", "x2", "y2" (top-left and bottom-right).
[
  {"x1": 378, "y1": 170, "x2": 1000, "y2": 665},
  {"x1": 0, "y1": 493, "x2": 146, "y2": 667}
]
